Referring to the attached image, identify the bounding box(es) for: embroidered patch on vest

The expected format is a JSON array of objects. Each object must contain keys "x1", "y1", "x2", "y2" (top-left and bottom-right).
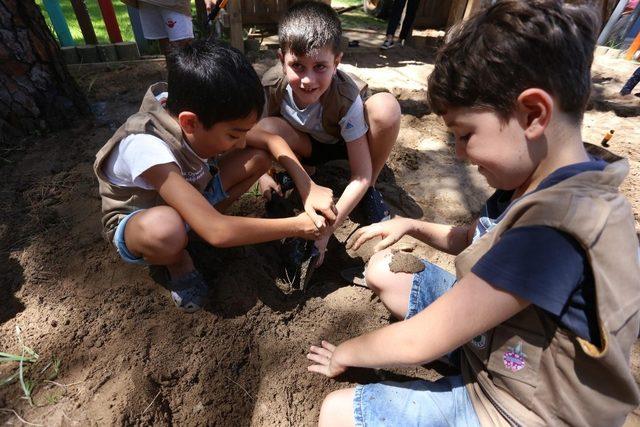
[
  {"x1": 470, "y1": 334, "x2": 487, "y2": 349},
  {"x1": 503, "y1": 341, "x2": 527, "y2": 372}
]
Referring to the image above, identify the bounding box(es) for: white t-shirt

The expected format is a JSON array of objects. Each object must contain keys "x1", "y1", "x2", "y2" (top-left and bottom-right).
[
  {"x1": 103, "y1": 91, "x2": 207, "y2": 190},
  {"x1": 280, "y1": 84, "x2": 368, "y2": 144}
]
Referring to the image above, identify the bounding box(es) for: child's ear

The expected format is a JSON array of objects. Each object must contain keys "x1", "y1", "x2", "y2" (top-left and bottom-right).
[
  {"x1": 277, "y1": 49, "x2": 284, "y2": 63},
  {"x1": 334, "y1": 52, "x2": 343, "y2": 68},
  {"x1": 178, "y1": 111, "x2": 198, "y2": 134},
  {"x1": 516, "y1": 88, "x2": 553, "y2": 140}
]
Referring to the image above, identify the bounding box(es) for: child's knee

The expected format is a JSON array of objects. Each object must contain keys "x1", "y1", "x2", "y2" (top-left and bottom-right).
[
  {"x1": 247, "y1": 147, "x2": 272, "y2": 173},
  {"x1": 255, "y1": 116, "x2": 292, "y2": 137},
  {"x1": 319, "y1": 388, "x2": 355, "y2": 427},
  {"x1": 136, "y1": 207, "x2": 187, "y2": 253},
  {"x1": 364, "y1": 249, "x2": 395, "y2": 293},
  {"x1": 365, "y1": 92, "x2": 401, "y2": 129}
]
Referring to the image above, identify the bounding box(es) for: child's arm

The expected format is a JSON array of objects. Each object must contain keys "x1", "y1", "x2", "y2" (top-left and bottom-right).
[
  {"x1": 247, "y1": 128, "x2": 337, "y2": 228},
  {"x1": 308, "y1": 272, "x2": 529, "y2": 377},
  {"x1": 142, "y1": 163, "x2": 321, "y2": 246},
  {"x1": 314, "y1": 135, "x2": 372, "y2": 264},
  {"x1": 348, "y1": 217, "x2": 476, "y2": 255}
]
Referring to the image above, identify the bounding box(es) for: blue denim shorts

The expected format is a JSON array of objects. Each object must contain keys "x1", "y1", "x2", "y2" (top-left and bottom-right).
[
  {"x1": 353, "y1": 260, "x2": 480, "y2": 427},
  {"x1": 113, "y1": 173, "x2": 228, "y2": 265}
]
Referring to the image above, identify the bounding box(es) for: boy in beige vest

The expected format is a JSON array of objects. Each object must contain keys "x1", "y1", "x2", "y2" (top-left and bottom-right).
[
  {"x1": 247, "y1": 1, "x2": 401, "y2": 268},
  {"x1": 306, "y1": 1, "x2": 640, "y2": 425},
  {"x1": 94, "y1": 40, "x2": 323, "y2": 313}
]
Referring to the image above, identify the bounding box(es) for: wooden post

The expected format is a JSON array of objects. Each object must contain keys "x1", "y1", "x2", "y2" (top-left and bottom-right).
[
  {"x1": 97, "y1": 0, "x2": 123, "y2": 43},
  {"x1": 69, "y1": 0, "x2": 98, "y2": 45},
  {"x1": 126, "y1": 6, "x2": 149, "y2": 54},
  {"x1": 228, "y1": 0, "x2": 244, "y2": 53},
  {"x1": 463, "y1": 0, "x2": 482, "y2": 19},
  {"x1": 447, "y1": 0, "x2": 468, "y2": 27},
  {"x1": 42, "y1": 0, "x2": 75, "y2": 46}
]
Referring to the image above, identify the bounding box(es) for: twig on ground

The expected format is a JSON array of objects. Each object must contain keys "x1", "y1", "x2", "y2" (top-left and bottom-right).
[
  {"x1": 224, "y1": 375, "x2": 254, "y2": 401},
  {"x1": 0, "y1": 408, "x2": 43, "y2": 427},
  {"x1": 141, "y1": 390, "x2": 161, "y2": 415}
]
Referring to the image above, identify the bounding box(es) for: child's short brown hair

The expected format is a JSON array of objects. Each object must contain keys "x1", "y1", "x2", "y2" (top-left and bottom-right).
[
  {"x1": 278, "y1": 1, "x2": 342, "y2": 56},
  {"x1": 427, "y1": 0, "x2": 599, "y2": 122}
]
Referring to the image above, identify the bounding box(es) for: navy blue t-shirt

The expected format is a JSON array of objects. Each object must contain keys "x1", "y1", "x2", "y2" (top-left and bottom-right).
[{"x1": 471, "y1": 159, "x2": 608, "y2": 346}]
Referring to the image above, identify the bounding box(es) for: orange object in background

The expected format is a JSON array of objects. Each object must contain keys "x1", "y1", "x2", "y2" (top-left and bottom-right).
[{"x1": 627, "y1": 31, "x2": 640, "y2": 61}]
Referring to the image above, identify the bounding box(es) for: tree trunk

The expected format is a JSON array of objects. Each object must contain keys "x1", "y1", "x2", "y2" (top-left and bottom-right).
[{"x1": 0, "y1": 0, "x2": 89, "y2": 147}]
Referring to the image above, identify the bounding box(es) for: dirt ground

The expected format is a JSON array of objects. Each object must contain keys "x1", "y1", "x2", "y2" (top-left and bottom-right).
[{"x1": 1, "y1": 44, "x2": 639, "y2": 426}]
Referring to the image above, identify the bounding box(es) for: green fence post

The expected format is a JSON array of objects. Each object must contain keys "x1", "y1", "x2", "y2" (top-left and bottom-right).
[{"x1": 42, "y1": 0, "x2": 75, "y2": 46}]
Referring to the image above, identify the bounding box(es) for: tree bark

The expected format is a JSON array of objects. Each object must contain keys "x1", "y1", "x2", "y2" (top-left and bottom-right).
[{"x1": 0, "y1": 0, "x2": 89, "y2": 147}]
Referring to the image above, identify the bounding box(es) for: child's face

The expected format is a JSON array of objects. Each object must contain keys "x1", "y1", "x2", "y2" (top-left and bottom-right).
[
  {"x1": 187, "y1": 111, "x2": 258, "y2": 159},
  {"x1": 443, "y1": 107, "x2": 537, "y2": 192},
  {"x1": 280, "y1": 47, "x2": 341, "y2": 108}
]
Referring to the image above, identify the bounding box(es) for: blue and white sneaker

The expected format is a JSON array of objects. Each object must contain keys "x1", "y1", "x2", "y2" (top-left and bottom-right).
[
  {"x1": 169, "y1": 270, "x2": 209, "y2": 313},
  {"x1": 359, "y1": 186, "x2": 391, "y2": 225}
]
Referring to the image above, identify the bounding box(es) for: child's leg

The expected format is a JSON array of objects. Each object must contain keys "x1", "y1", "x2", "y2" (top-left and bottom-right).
[
  {"x1": 122, "y1": 206, "x2": 193, "y2": 278},
  {"x1": 365, "y1": 249, "x2": 457, "y2": 320},
  {"x1": 364, "y1": 250, "x2": 414, "y2": 319},
  {"x1": 323, "y1": 378, "x2": 479, "y2": 426},
  {"x1": 213, "y1": 147, "x2": 271, "y2": 212},
  {"x1": 363, "y1": 93, "x2": 401, "y2": 184},
  {"x1": 253, "y1": 117, "x2": 313, "y2": 158},
  {"x1": 318, "y1": 388, "x2": 356, "y2": 427}
]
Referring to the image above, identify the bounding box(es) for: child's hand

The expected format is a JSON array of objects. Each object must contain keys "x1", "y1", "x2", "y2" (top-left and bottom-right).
[
  {"x1": 314, "y1": 234, "x2": 330, "y2": 267},
  {"x1": 258, "y1": 173, "x2": 282, "y2": 201},
  {"x1": 295, "y1": 212, "x2": 323, "y2": 240},
  {"x1": 347, "y1": 217, "x2": 411, "y2": 252},
  {"x1": 303, "y1": 183, "x2": 337, "y2": 229},
  {"x1": 307, "y1": 341, "x2": 347, "y2": 378}
]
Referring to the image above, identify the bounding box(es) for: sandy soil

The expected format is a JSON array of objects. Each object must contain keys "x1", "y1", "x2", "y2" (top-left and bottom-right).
[{"x1": 0, "y1": 44, "x2": 639, "y2": 426}]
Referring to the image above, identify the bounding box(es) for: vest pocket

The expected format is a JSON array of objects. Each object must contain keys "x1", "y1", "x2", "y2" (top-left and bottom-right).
[{"x1": 486, "y1": 324, "x2": 545, "y2": 407}]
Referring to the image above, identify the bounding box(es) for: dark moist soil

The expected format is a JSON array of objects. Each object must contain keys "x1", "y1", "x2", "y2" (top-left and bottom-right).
[{"x1": 1, "y1": 47, "x2": 639, "y2": 425}]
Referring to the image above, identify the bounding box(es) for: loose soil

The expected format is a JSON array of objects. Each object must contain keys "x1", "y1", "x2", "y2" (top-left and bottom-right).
[{"x1": 1, "y1": 45, "x2": 639, "y2": 426}]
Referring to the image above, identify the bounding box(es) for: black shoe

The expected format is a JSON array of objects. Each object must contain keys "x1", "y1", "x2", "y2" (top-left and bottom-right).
[
  {"x1": 358, "y1": 187, "x2": 391, "y2": 225},
  {"x1": 281, "y1": 238, "x2": 320, "y2": 291}
]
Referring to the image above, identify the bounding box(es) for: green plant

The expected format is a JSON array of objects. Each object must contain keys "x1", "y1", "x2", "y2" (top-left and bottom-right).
[{"x1": 0, "y1": 327, "x2": 61, "y2": 407}]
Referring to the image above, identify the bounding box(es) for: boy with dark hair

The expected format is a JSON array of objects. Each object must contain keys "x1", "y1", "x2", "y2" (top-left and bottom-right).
[
  {"x1": 248, "y1": 0, "x2": 401, "y2": 266},
  {"x1": 94, "y1": 40, "x2": 320, "y2": 313},
  {"x1": 307, "y1": 1, "x2": 640, "y2": 425}
]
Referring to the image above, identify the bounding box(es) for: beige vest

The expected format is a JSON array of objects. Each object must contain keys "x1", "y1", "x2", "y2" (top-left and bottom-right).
[
  {"x1": 261, "y1": 64, "x2": 369, "y2": 140},
  {"x1": 93, "y1": 83, "x2": 214, "y2": 241},
  {"x1": 121, "y1": 0, "x2": 191, "y2": 16},
  {"x1": 455, "y1": 159, "x2": 640, "y2": 426}
]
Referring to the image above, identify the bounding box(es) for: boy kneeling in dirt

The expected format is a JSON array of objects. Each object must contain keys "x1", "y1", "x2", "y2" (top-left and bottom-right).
[
  {"x1": 307, "y1": 1, "x2": 640, "y2": 425},
  {"x1": 94, "y1": 40, "x2": 323, "y2": 313},
  {"x1": 247, "y1": 1, "x2": 401, "y2": 267}
]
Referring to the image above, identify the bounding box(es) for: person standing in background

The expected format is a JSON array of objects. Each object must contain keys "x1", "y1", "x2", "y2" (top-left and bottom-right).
[
  {"x1": 380, "y1": 0, "x2": 421, "y2": 49},
  {"x1": 121, "y1": 0, "x2": 193, "y2": 55}
]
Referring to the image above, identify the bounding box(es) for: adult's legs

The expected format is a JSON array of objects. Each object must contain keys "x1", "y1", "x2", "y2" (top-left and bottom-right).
[
  {"x1": 386, "y1": 0, "x2": 408, "y2": 40},
  {"x1": 398, "y1": 0, "x2": 421, "y2": 41},
  {"x1": 363, "y1": 92, "x2": 401, "y2": 184}
]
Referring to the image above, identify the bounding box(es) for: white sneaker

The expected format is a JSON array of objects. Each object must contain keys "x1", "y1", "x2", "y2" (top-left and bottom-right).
[{"x1": 380, "y1": 39, "x2": 395, "y2": 50}]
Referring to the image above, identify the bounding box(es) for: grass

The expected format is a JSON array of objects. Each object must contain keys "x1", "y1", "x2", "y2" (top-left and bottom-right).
[
  {"x1": 36, "y1": 0, "x2": 385, "y2": 47},
  {"x1": 35, "y1": 0, "x2": 136, "y2": 45},
  {"x1": 1, "y1": 326, "x2": 61, "y2": 407},
  {"x1": 333, "y1": 0, "x2": 386, "y2": 31}
]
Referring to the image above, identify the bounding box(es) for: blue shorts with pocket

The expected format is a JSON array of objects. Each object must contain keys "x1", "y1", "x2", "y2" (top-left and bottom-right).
[
  {"x1": 353, "y1": 260, "x2": 480, "y2": 427},
  {"x1": 113, "y1": 172, "x2": 228, "y2": 265}
]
